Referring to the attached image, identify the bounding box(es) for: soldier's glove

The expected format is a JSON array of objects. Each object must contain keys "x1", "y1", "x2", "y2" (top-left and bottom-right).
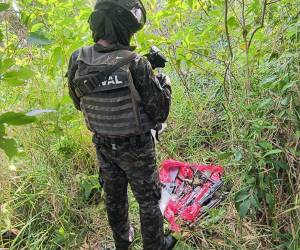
[{"x1": 156, "y1": 73, "x2": 171, "y2": 88}]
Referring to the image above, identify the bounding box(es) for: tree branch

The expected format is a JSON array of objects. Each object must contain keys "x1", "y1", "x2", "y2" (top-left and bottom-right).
[
  {"x1": 189, "y1": 50, "x2": 227, "y2": 64},
  {"x1": 223, "y1": 62, "x2": 230, "y2": 101},
  {"x1": 266, "y1": 0, "x2": 281, "y2": 5},
  {"x1": 241, "y1": 0, "x2": 246, "y2": 28},
  {"x1": 224, "y1": 0, "x2": 234, "y2": 101},
  {"x1": 241, "y1": 0, "x2": 251, "y2": 96},
  {"x1": 230, "y1": 4, "x2": 243, "y2": 27},
  {"x1": 197, "y1": 0, "x2": 209, "y2": 17},
  {"x1": 248, "y1": 0, "x2": 268, "y2": 49},
  {"x1": 225, "y1": 0, "x2": 233, "y2": 59}
]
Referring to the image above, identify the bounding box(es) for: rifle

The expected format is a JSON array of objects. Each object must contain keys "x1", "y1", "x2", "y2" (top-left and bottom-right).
[
  {"x1": 145, "y1": 46, "x2": 168, "y2": 70},
  {"x1": 146, "y1": 46, "x2": 169, "y2": 142}
]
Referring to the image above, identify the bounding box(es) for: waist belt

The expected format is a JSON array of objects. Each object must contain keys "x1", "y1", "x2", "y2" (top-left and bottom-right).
[{"x1": 93, "y1": 132, "x2": 152, "y2": 148}]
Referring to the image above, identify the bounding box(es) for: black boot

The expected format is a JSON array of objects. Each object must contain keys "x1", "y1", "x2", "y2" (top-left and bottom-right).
[
  {"x1": 115, "y1": 226, "x2": 134, "y2": 250},
  {"x1": 164, "y1": 235, "x2": 178, "y2": 250}
]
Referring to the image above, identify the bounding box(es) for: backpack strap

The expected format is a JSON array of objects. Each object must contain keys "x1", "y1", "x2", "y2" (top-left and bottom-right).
[{"x1": 99, "y1": 53, "x2": 137, "y2": 80}]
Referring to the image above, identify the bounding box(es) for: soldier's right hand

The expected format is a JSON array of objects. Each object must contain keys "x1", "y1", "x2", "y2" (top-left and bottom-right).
[{"x1": 156, "y1": 73, "x2": 171, "y2": 87}]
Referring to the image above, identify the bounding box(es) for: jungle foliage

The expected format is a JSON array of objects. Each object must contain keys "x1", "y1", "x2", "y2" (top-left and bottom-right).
[{"x1": 0, "y1": 0, "x2": 299, "y2": 249}]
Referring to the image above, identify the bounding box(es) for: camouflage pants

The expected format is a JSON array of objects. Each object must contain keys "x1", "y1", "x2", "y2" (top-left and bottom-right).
[{"x1": 94, "y1": 134, "x2": 165, "y2": 250}]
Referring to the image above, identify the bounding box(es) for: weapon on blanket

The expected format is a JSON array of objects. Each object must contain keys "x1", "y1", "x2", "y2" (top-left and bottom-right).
[
  {"x1": 159, "y1": 168, "x2": 179, "y2": 213},
  {"x1": 189, "y1": 190, "x2": 230, "y2": 227},
  {"x1": 145, "y1": 46, "x2": 168, "y2": 69},
  {"x1": 160, "y1": 159, "x2": 230, "y2": 231}
]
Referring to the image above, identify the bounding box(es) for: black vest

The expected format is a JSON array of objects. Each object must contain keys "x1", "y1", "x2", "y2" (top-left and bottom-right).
[{"x1": 73, "y1": 46, "x2": 155, "y2": 137}]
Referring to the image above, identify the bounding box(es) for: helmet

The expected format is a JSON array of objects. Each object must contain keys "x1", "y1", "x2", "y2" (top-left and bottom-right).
[{"x1": 94, "y1": 0, "x2": 146, "y2": 33}]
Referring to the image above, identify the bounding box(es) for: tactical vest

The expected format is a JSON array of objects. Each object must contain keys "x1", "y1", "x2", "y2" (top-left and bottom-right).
[{"x1": 73, "y1": 46, "x2": 155, "y2": 137}]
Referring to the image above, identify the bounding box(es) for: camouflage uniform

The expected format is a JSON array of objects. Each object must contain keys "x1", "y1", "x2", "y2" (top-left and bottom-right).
[{"x1": 67, "y1": 43, "x2": 172, "y2": 250}]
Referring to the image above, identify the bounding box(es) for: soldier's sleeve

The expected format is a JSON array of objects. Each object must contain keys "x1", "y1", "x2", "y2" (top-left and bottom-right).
[
  {"x1": 130, "y1": 56, "x2": 172, "y2": 123},
  {"x1": 66, "y1": 51, "x2": 81, "y2": 111}
]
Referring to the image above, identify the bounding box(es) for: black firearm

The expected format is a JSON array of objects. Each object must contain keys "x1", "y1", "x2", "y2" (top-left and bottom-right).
[
  {"x1": 145, "y1": 46, "x2": 168, "y2": 69},
  {"x1": 146, "y1": 46, "x2": 169, "y2": 141}
]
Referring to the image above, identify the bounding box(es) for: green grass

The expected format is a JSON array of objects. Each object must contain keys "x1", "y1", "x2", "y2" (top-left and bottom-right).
[
  {"x1": 0, "y1": 82, "x2": 256, "y2": 250},
  {"x1": 1, "y1": 77, "x2": 299, "y2": 249},
  {"x1": 1, "y1": 68, "x2": 300, "y2": 248}
]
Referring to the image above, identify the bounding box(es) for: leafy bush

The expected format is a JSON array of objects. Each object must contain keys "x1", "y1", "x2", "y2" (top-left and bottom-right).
[{"x1": 0, "y1": 0, "x2": 299, "y2": 249}]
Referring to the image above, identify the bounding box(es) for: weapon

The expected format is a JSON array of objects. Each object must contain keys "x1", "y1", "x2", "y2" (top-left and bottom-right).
[
  {"x1": 160, "y1": 160, "x2": 229, "y2": 231},
  {"x1": 146, "y1": 46, "x2": 169, "y2": 142},
  {"x1": 145, "y1": 46, "x2": 168, "y2": 69},
  {"x1": 159, "y1": 168, "x2": 179, "y2": 214}
]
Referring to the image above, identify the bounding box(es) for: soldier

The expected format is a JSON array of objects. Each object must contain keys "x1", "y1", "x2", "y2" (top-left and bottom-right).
[{"x1": 67, "y1": 0, "x2": 176, "y2": 249}]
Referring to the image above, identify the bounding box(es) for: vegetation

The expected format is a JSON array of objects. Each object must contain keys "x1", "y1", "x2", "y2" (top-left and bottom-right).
[{"x1": 0, "y1": 0, "x2": 299, "y2": 249}]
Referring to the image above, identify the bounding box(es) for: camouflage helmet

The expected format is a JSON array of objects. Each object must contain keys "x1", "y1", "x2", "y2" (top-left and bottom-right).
[{"x1": 94, "y1": 0, "x2": 146, "y2": 33}]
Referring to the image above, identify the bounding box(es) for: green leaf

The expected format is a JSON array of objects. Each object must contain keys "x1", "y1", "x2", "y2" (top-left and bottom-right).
[
  {"x1": 0, "y1": 58, "x2": 15, "y2": 73},
  {"x1": 281, "y1": 96, "x2": 290, "y2": 106},
  {"x1": 0, "y1": 138, "x2": 18, "y2": 159},
  {"x1": 0, "y1": 3, "x2": 10, "y2": 12},
  {"x1": 218, "y1": 152, "x2": 232, "y2": 160},
  {"x1": 79, "y1": 174, "x2": 101, "y2": 201},
  {"x1": 228, "y1": 16, "x2": 239, "y2": 29},
  {"x1": 236, "y1": 199, "x2": 251, "y2": 218},
  {"x1": 246, "y1": 177, "x2": 256, "y2": 185},
  {"x1": 257, "y1": 98, "x2": 272, "y2": 109},
  {"x1": 250, "y1": 194, "x2": 262, "y2": 211},
  {"x1": 281, "y1": 80, "x2": 296, "y2": 92},
  {"x1": 273, "y1": 160, "x2": 289, "y2": 170},
  {"x1": 52, "y1": 47, "x2": 64, "y2": 67},
  {"x1": 266, "y1": 193, "x2": 275, "y2": 209},
  {"x1": 3, "y1": 78, "x2": 26, "y2": 86},
  {"x1": 235, "y1": 190, "x2": 250, "y2": 203},
  {"x1": 0, "y1": 123, "x2": 5, "y2": 136},
  {"x1": 3, "y1": 67, "x2": 33, "y2": 86},
  {"x1": 258, "y1": 141, "x2": 273, "y2": 150},
  {"x1": 4, "y1": 67, "x2": 33, "y2": 79},
  {"x1": 27, "y1": 31, "x2": 52, "y2": 46},
  {"x1": 0, "y1": 112, "x2": 37, "y2": 126},
  {"x1": 31, "y1": 23, "x2": 44, "y2": 32},
  {"x1": 260, "y1": 76, "x2": 277, "y2": 89},
  {"x1": 58, "y1": 226, "x2": 65, "y2": 237},
  {"x1": 0, "y1": 30, "x2": 3, "y2": 43},
  {"x1": 264, "y1": 149, "x2": 283, "y2": 157},
  {"x1": 187, "y1": 0, "x2": 194, "y2": 8},
  {"x1": 249, "y1": 0, "x2": 260, "y2": 14},
  {"x1": 234, "y1": 150, "x2": 243, "y2": 161}
]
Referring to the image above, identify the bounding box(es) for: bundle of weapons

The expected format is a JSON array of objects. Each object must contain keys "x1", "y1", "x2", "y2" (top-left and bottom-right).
[{"x1": 159, "y1": 160, "x2": 229, "y2": 232}]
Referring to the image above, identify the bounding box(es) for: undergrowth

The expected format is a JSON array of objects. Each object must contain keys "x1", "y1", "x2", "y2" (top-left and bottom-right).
[
  {"x1": 1, "y1": 79, "x2": 296, "y2": 249},
  {"x1": 1, "y1": 0, "x2": 300, "y2": 249}
]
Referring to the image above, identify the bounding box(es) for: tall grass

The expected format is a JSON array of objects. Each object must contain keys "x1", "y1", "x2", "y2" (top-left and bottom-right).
[{"x1": 0, "y1": 78, "x2": 275, "y2": 249}]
